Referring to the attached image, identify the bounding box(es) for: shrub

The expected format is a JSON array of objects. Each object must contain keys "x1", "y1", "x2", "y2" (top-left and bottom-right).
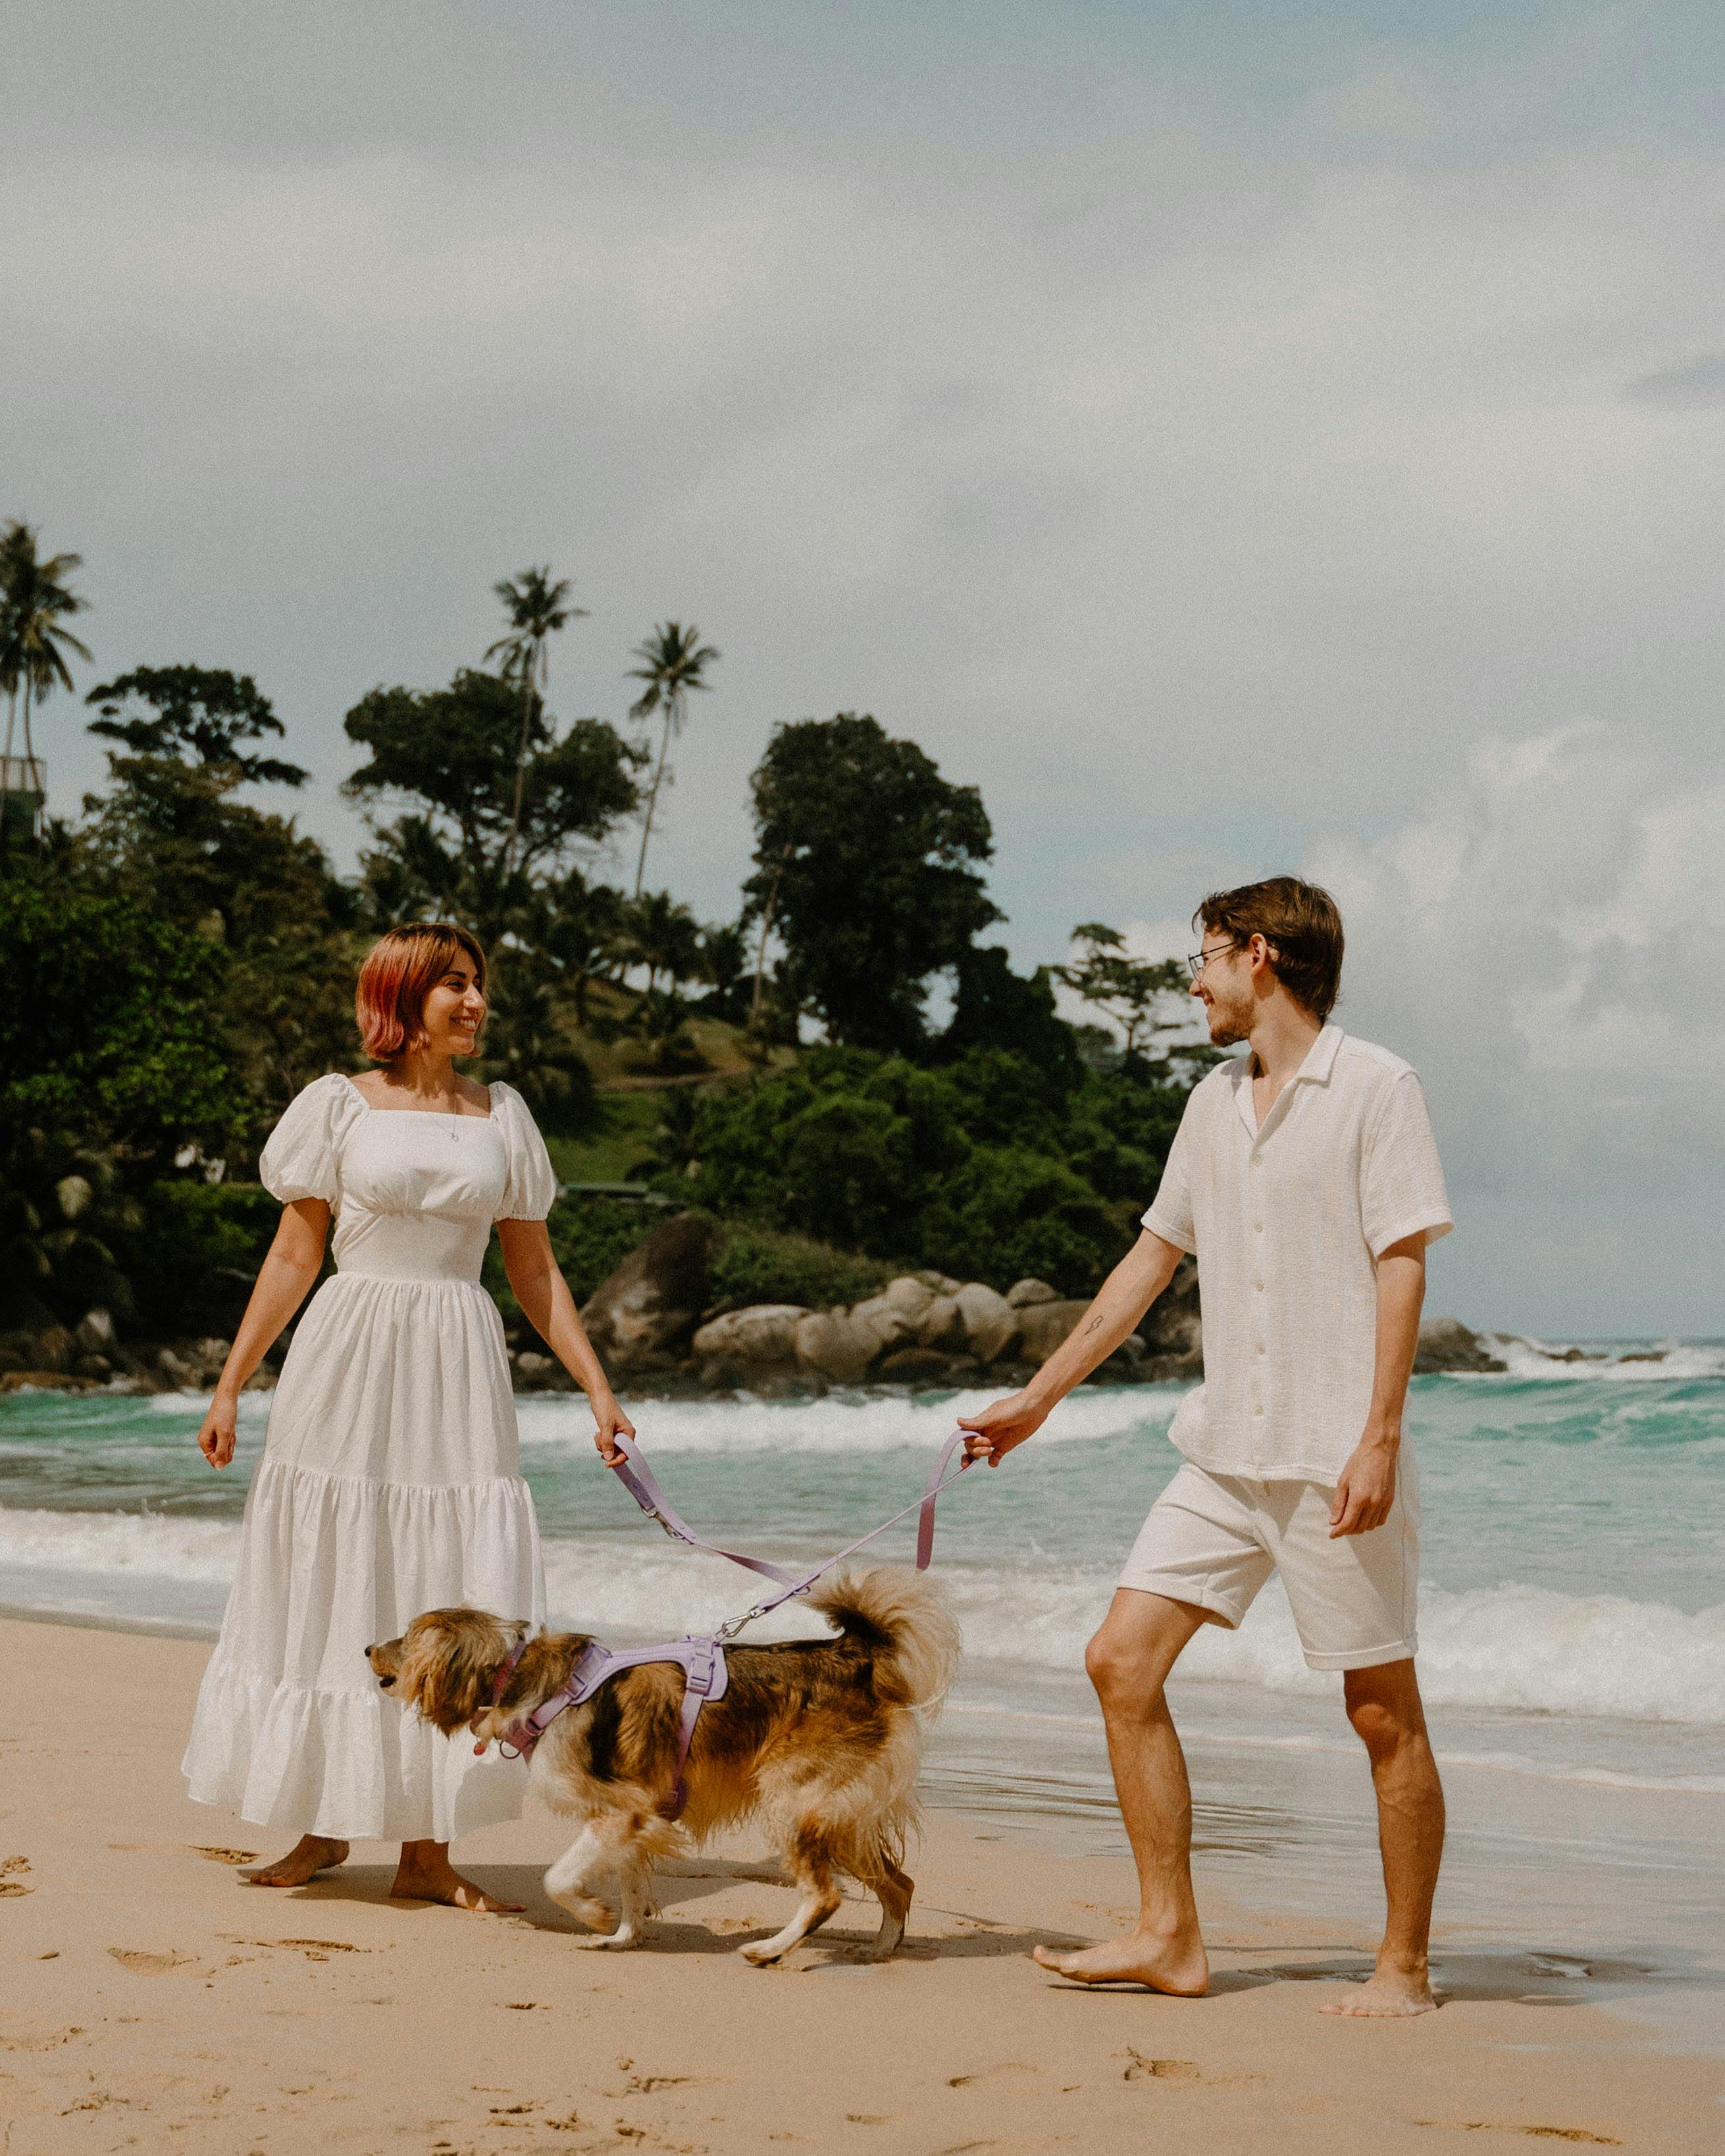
[
  {"x1": 708, "y1": 1225, "x2": 891, "y2": 1312},
  {"x1": 123, "y1": 1180, "x2": 286, "y2": 1337}
]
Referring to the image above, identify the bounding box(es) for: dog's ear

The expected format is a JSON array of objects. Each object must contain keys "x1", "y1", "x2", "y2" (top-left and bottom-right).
[{"x1": 401, "y1": 1608, "x2": 508, "y2": 1733}]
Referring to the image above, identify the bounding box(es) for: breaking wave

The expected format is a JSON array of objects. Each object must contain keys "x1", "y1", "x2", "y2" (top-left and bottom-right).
[{"x1": 5, "y1": 1503, "x2": 1719, "y2": 1728}]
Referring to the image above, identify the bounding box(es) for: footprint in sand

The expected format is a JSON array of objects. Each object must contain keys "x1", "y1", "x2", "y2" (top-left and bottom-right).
[
  {"x1": 190, "y1": 1845, "x2": 259, "y2": 1866},
  {"x1": 0, "y1": 2026, "x2": 86, "y2": 2053},
  {"x1": 0, "y1": 1855, "x2": 33, "y2": 1897},
  {"x1": 1120, "y1": 2050, "x2": 1201, "y2": 2084},
  {"x1": 1416, "y1": 2130, "x2": 1620, "y2": 2147},
  {"x1": 107, "y1": 1948, "x2": 195, "y2": 1974},
  {"x1": 947, "y1": 2064, "x2": 1039, "y2": 2088}
]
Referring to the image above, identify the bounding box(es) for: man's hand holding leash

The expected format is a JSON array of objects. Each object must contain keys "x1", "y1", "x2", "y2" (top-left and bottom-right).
[{"x1": 960, "y1": 1230, "x2": 1185, "y2": 1467}]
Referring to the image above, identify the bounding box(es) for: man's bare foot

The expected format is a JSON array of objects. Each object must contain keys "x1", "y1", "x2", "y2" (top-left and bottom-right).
[
  {"x1": 244, "y1": 1835, "x2": 349, "y2": 1888},
  {"x1": 1320, "y1": 1959, "x2": 1437, "y2": 2016},
  {"x1": 1033, "y1": 1930, "x2": 1209, "y2": 1995},
  {"x1": 390, "y1": 1851, "x2": 523, "y2": 1913}
]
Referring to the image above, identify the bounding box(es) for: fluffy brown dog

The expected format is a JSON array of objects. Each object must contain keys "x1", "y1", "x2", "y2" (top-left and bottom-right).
[{"x1": 367, "y1": 1566, "x2": 960, "y2": 1961}]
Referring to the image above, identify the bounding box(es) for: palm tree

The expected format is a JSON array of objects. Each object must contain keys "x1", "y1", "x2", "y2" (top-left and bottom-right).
[
  {"x1": 1, "y1": 521, "x2": 91, "y2": 842},
  {"x1": 626, "y1": 621, "x2": 719, "y2": 898},
  {"x1": 486, "y1": 565, "x2": 586, "y2": 879}
]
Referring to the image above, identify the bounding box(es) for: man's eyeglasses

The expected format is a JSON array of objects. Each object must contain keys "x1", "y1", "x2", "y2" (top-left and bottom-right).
[{"x1": 1186, "y1": 941, "x2": 1239, "y2": 980}]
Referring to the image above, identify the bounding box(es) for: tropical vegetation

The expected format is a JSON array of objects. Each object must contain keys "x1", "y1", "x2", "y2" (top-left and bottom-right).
[{"x1": 1, "y1": 530, "x2": 1214, "y2": 1356}]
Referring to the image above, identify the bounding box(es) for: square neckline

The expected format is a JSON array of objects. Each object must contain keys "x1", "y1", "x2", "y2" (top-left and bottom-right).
[{"x1": 337, "y1": 1073, "x2": 495, "y2": 1123}]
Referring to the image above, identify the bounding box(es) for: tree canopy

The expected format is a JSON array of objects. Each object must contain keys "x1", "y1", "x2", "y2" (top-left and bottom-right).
[
  {"x1": 344, "y1": 667, "x2": 641, "y2": 942},
  {"x1": 86, "y1": 666, "x2": 309, "y2": 786},
  {"x1": 743, "y1": 713, "x2": 1000, "y2": 1054}
]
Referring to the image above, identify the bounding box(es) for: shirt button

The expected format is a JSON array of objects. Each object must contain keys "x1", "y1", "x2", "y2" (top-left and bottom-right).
[
  {"x1": 1254, "y1": 1221, "x2": 1264, "y2": 1232},
  {"x1": 1252, "y1": 1404, "x2": 1264, "y2": 1415},
  {"x1": 1254, "y1": 1281, "x2": 1264, "y2": 1292},
  {"x1": 1256, "y1": 1342, "x2": 1266, "y2": 1354}
]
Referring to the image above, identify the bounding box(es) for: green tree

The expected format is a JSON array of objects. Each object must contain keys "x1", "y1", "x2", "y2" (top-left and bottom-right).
[
  {"x1": 82, "y1": 670, "x2": 357, "y2": 1121},
  {"x1": 741, "y1": 714, "x2": 1001, "y2": 1054},
  {"x1": 1058, "y1": 924, "x2": 1191, "y2": 1061},
  {"x1": 942, "y1": 943, "x2": 1082, "y2": 1083},
  {"x1": 345, "y1": 668, "x2": 640, "y2": 944},
  {"x1": 1, "y1": 522, "x2": 91, "y2": 846},
  {"x1": 627, "y1": 621, "x2": 719, "y2": 898},
  {"x1": 486, "y1": 566, "x2": 586, "y2": 878},
  {"x1": 694, "y1": 920, "x2": 752, "y2": 1023},
  {"x1": 86, "y1": 665, "x2": 307, "y2": 784},
  {"x1": 617, "y1": 890, "x2": 702, "y2": 994},
  {"x1": 346, "y1": 670, "x2": 641, "y2": 1134}
]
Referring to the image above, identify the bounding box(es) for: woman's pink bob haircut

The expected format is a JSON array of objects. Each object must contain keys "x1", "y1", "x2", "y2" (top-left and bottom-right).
[{"x1": 355, "y1": 922, "x2": 488, "y2": 1061}]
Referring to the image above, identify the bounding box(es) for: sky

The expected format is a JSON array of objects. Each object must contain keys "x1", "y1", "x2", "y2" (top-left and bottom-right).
[{"x1": 5, "y1": 1, "x2": 1724, "y2": 1335}]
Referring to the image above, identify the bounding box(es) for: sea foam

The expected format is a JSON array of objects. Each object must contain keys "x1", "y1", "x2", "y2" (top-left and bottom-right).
[{"x1": 5, "y1": 1502, "x2": 1718, "y2": 1728}]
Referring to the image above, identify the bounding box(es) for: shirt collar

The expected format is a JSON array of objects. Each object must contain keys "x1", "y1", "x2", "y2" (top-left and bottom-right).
[
  {"x1": 1302, "y1": 1023, "x2": 1344, "y2": 1085},
  {"x1": 1233, "y1": 1024, "x2": 1345, "y2": 1138}
]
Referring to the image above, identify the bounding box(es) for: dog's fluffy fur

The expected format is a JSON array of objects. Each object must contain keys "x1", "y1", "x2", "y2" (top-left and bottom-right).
[{"x1": 367, "y1": 1566, "x2": 960, "y2": 1961}]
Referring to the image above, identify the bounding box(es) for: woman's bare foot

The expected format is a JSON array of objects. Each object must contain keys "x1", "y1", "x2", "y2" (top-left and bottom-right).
[
  {"x1": 390, "y1": 1843, "x2": 523, "y2": 1913},
  {"x1": 1033, "y1": 1928, "x2": 1209, "y2": 1995},
  {"x1": 1320, "y1": 1955, "x2": 1437, "y2": 2016},
  {"x1": 244, "y1": 1835, "x2": 349, "y2": 1888}
]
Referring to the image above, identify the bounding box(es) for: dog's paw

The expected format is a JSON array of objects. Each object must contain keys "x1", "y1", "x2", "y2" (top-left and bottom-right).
[
  {"x1": 738, "y1": 1939, "x2": 785, "y2": 1966},
  {"x1": 581, "y1": 1926, "x2": 640, "y2": 1951}
]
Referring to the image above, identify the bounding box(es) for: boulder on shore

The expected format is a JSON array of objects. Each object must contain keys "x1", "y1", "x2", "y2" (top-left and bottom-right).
[
  {"x1": 1414, "y1": 1318, "x2": 1508, "y2": 1374},
  {"x1": 1135, "y1": 1254, "x2": 1202, "y2": 1377},
  {"x1": 952, "y1": 1283, "x2": 1019, "y2": 1364},
  {"x1": 1005, "y1": 1278, "x2": 1060, "y2": 1308},
  {"x1": 581, "y1": 1212, "x2": 717, "y2": 1368},
  {"x1": 1014, "y1": 1298, "x2": 1094, "y2": 1366},
  {"x1": 692, "y1": 1304, "x2": 806, "y2": 1366},
  {"x1": 794, "y1": 1308, "x2": 878, "y2": 1384}
]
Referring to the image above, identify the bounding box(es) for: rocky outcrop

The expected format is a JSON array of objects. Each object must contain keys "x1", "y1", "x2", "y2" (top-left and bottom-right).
[
  {"x1": 952, "y1": 1283, "x2": 1019, "y2": 1364},
  {"x1": 1414, "y1": 1318, "x2": 1508, "y2": 1374},
  {"x1": 1014, "y1": 1298, "x2": 1094, "y2": 1366},
  {"x1": 0, "y1": 1316, "x2": 273, "y2": 1395},
  {"x1": 692, "y1": 1304, "x2": 806, "y2": 1366},
  {"x1": 1004, "y1": 1278, "x2": 1059, "y2": 1308},
  {"x1": 1139, "y1": 1254, "x2": 1203, "y2": 1379},
  {"x1": 580, "y1": 1212, "x2": 717, "y2": 1370}
]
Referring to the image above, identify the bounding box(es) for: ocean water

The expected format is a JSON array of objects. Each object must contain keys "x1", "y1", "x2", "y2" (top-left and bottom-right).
[{"x1": 3, "y1": 1345, "x2": 1722, "y2": 2035}]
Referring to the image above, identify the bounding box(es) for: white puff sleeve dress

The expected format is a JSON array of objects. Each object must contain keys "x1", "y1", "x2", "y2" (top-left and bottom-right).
[{"x1": 182, "y1": 1073, "x2": 555, "y2": 1843}]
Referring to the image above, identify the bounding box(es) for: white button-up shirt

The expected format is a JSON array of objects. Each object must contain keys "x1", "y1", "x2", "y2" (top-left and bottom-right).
[{"x1": 1143, "y1": 1025, "x2": 1453, "y2": 1482}]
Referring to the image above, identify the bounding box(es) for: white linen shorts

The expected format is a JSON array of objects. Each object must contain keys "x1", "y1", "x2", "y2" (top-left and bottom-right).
[{"x1": 1118, "y1": 1458, "x2": 1420, "y2": 1671}]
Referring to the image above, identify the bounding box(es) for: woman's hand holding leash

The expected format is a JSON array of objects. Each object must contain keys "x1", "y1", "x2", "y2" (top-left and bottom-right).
[{"x1": 591, "y1": 1396, "x2": 635, "y2": 1468}]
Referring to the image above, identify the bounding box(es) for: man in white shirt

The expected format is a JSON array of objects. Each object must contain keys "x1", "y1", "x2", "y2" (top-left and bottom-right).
[{"x1": 959, "y1": 877, "x2": 1452, "y2": 2017}]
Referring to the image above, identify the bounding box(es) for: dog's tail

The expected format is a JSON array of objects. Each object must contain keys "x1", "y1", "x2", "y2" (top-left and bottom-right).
[{"x1": 808, "y1": 1566, "x2": 961, "y2": 1714}]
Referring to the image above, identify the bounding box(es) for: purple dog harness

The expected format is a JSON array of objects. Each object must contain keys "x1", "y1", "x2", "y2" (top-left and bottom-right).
[{"x1": 475, "y1": 1429, "x2": 972, "y2": 1819}]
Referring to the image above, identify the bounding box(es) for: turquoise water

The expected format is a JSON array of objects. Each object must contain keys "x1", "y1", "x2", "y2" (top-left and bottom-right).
[
  {"x1": 3, "y1": 1350, "x2": 1721, "y2": 1762},
  {"x1": 4, "y1": 1347, "x2": 1722, "y2": 2035}
]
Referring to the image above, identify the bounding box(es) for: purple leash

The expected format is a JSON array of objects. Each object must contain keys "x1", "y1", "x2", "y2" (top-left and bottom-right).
[{"x1": 478, "y1": 1429, "x2": 975, "y2": 1818}]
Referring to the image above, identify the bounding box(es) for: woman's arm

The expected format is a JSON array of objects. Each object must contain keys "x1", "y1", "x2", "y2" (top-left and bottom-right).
[
  {"x1": 497, "y1": 1218, "x2": 636, "y2": 1465},
  {"x1": 197, "y1": 1198, "x2": 330, "y2": 1469}
]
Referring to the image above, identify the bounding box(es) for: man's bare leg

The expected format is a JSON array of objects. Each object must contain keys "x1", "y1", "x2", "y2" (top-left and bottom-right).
[
  {"x1": 391, "y1": 1838, "x2": 524, "y2": 1913},
  {"x1": 245, "y1": 1835, "x2": 349, "y2": 1887},
  {"x1": 1321, "y1": 1658, "x2": 1445, "y2": 2016},
  {"x1": 1034, "y1": 1590, "x2": 1210, "y2": 1993}
]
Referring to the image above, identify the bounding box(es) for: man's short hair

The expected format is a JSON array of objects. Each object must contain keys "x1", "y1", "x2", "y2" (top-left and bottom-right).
[{"x1": 1195, "y1": 877, "x2": 1344, "y2": 1022}]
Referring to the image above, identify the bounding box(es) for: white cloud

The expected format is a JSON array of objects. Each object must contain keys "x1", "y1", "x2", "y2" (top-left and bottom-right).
[{"x1": 1303, "y1": 731, "x2": 1725, "y2": 1328}]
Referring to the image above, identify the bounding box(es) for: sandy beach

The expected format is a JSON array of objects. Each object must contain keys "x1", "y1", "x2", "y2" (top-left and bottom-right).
[{"x1": 1, "y1": 1614, "x2": 1718, "y2": 2156}]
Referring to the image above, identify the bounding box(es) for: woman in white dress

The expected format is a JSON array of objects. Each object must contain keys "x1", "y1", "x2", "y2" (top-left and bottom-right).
[{"x1": 184, "y1": 921, "x2": 633, "y2": 1908}]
